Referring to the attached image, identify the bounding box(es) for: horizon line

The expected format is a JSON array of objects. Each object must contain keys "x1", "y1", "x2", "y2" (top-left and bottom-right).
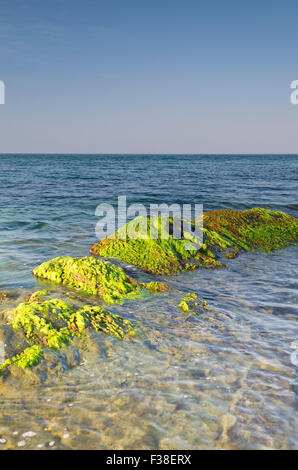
[{"x1": 0, "y1": 153, "x2": 298, "y2": 156}]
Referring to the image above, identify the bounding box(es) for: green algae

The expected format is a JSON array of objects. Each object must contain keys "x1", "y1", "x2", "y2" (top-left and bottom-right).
[
  {"x1": 90, "y1": 209, "x2": 298, "y2": 275},
  {"x1": 90, "y1": 215, "x2": 213, "y2": 275},
  {"x1": 143, "y1": 281, "x2": 169, "y2": 293},
  {"x1": 203, "y1": 208, "x2": 298, "y2": 254},
  {"x1": 28, "y1": 290, "x2": 49, "y2": 302},
  {"x1": 33, "y1": 256, "x2": 169, "y2": 302},
  {"x1": 12, "y1": 299, "x2": 138, "y2": 346},
  {"x1": 33, "y1": 256, "x2": 142, "y2": 304},
  {"x1": 12, "y1": 299, "x2": 74, "y2": 350},
  {"x1": 73, "y1": 305, "x2": 138, "y2": 339},
  {"x1": 178, "y1": 293, "x2": 210, "y2": 315},
  {"x1": 0, "y1": 345, "x2": 43, "y2": 373},
  {"x1": 0, "y1": 298, "x2": 138, "y2": 375}
]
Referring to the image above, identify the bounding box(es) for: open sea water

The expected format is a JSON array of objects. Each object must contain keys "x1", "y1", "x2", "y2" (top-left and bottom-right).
[{"x1": 0, "y1": 154, "x2": 297, "y2": 449}]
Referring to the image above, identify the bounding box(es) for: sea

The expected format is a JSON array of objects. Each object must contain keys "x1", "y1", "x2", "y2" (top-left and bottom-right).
[{"x1": 0, "y1": 154, "x2": 297, "y2": 449}]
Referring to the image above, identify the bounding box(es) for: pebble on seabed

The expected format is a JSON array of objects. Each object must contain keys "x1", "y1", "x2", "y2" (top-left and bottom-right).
[
  {"x1": 22, "y1": 431, "x2": 37, "y2": 438},
  {"x1": 48, "y1": 441, "x2": 55, "y2": 447},
  {"x1": 62, "y1": 433, "x2": 70, "y2": 439},
  {"x1": 18, "y1": 440, "x2": 27, "y2": 447},
  {"x1": 0, "y1": 438, "x2": 7, "y2": 444}
]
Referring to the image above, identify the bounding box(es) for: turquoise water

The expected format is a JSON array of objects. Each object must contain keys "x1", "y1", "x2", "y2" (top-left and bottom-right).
[{"x1": 0, "y1": 154, "x2": 297, "y2": 449}]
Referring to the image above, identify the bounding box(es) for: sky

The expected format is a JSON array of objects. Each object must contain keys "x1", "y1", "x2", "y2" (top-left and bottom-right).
[{"x1": 0, "y1": 0, "x2": 298, "y2": 154}]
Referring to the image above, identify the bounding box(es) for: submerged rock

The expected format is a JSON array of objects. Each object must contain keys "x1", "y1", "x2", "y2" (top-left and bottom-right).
[
  {"x1": 90, "y1": 209, "x2": 298, "y2": 275},
  {"x1": 33, "y1": 256, "x2": 167, "y2": 303},
  {"x1": 0, "y1": 291, "x2": 9, "y2": 303},
  {"x1": 0, "y1": 298, "x2": 137, "y2": 379},
  {"x1": 178, "y1": 293, "x2": 210, "y2": 315}
]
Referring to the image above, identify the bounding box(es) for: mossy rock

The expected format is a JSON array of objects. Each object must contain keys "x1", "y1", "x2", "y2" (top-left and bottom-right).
[
  {"x1": 0, "y1": 298, "x2": 138, "y2": 378},
  {"x1": 203, "y1": 208, "x2": 298, "y2": 254},
  {"x1": 33, "y1": 256, "x2": 167, "y2": 303},
  {"x1": 90, "y1": 209, "x2": 298, "y2": 275},
  {"x1": 90, "y1": 215, "x2": 217, "y2": 275}
]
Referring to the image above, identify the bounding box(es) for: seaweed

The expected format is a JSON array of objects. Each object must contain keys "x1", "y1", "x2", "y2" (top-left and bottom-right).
[
  {"x1": 90, "y1": 209, "x2": 298, "y2": 275},
  {"x1": 0, "y1": 298, "x2": 137, "y2": 374}
]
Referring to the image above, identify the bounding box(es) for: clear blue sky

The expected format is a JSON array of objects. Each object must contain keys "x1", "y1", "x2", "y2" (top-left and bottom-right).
[{"x1": 0, "y1": 0, "x2": 298, "y2": 153}]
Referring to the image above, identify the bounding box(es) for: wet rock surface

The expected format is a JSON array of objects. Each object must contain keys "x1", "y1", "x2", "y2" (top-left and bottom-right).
[{"x1": 91, "y1": 209, "x2": 298, "y2": 275}]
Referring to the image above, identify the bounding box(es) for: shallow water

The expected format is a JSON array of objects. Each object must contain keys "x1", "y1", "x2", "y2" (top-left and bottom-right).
[{"x1": 0, "y1": 154, "x2": 297, "y2": 449}]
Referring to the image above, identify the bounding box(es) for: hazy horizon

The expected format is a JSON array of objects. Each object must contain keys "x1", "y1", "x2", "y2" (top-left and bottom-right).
[{"x1": 1, "y1": 153, "x2": 298, "y2": 156}]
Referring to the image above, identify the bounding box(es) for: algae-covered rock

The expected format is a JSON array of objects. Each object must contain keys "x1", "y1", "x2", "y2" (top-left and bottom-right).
[
  {"x1": 12, "y1": 299, "x2": 75, "y2": 350},
  {"x1": 178, "y1": 293, "x2": 210, "y2": 315},
  {"x1": 90, "y1": 209, "x2": 298, "y2": 275},
  {"x1": 0, "y1": 345, "x2": 44, "y2": 372},
  {"x1": 74, "y1": 305, "x2": 137, "y2": 339},
  {"x1": 203, "y1": 208, "x2": 298, "y2": 254},
  {"x1": 90, "y1": 215, "x2": 217, "y2": 275},
  {"x1": 33, "y1": 256, "x2": 168, "y2": 302},
  {"x1": 0, "y1": 298, "x2": 137, "y2": 378},
  {"x1": 33, "y1": 256, "x2": 144, "y2": 303}
]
